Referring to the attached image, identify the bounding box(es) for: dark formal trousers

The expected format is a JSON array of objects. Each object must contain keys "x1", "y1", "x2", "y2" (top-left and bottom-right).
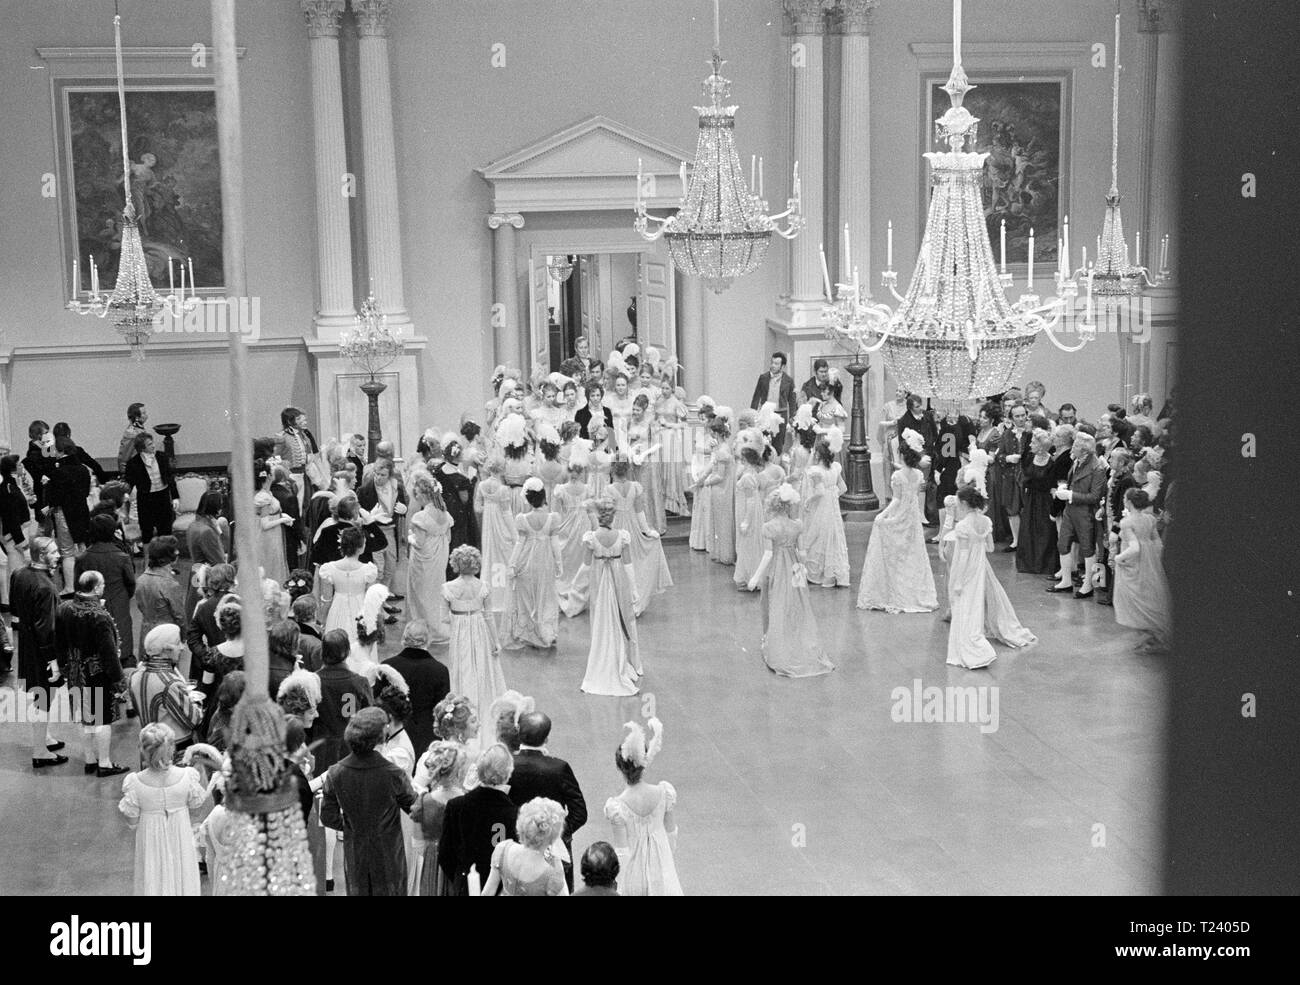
[{"x1": 137, "y1": 490, "x2": 174, "y2": 545}]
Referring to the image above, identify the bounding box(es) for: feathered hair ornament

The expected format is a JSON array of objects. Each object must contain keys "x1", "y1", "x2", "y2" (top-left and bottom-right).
[
  {"x1": 736, "y1": 426, "x2": 766, "y2": 456},
  {"x1": 495, "y1": 413, "x2": 529, "y2": 450},
  {"x1": 793, "y1": 403, "x2": 817, "y2": 432},
  {"x1": 825, "y1": 425, "x2": 845, "y2": 456},
  {"x1": 536, "y1": 420, "x2": 561, "y2": 447},
  {"x1": 660, "y1": 356, "x2": 682, "y2": 382},
  {"x1": 498, "y1": 377, "x2": 519, "y2": 398},
  {"x1": 643, "y1": 345, "x2": 661, "y2": 371},
  {"x1": 619, "y1": 717, "x2": 663, "y2": 768},
  {"x1": 488, "y1": 690, "x2": 536, "y2": 729},
  {"x1": 356, "y1": 583, "x2": 391, "y2": 645},
  {"x1": 374, "y1": 662, "x2": 410, "y2": 697},
  {"x1": 737, "y1": 408, "x2": 759, "y2": 430},
  {"x1": 276, "y1": 668, "x2": 322, "y2": 707},
  {"x1": 523, "y1": 476, "x2": 545, "y2": 493},
  {"x1": 756, "y1": 401, "x2": 781, "y2": 436},
  {"x1": 695, "y1": 394, "x2": 716, "y2": 411},
  {"x1": 713, "y1": 405, "x2": 734, "y2": 423},
  {"x1": 777, "y1": 482, "x2": 801, "y2": 505},
  {"x1": 568, "y1": 436, "x2": 594, "y2": 471},
  {"x1": 959, "y1": 436, "x2": 990, "y2": 496},
  {"x1": 902, "y1": 429, "x2": 925, "y2": 454},
  {"x1": 606, "y1": 350, "x2": 629, "y2": 378},
  {"x1": 622, "y1": 342, "x2": 641, "y2": 360}
]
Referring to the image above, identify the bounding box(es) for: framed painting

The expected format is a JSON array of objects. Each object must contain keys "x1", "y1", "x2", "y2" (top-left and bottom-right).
[
  {"x1": 54, "y1": 77, "x2": 223, "y2": 298},
  {"x1": 924, "y1": 75, "x2": 1068, "y2": 267}
]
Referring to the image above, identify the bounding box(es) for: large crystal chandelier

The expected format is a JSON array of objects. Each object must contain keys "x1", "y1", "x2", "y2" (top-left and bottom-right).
[
  {"x1": 65, "y1": 11, "x2": 199, "y2": 359},
  {"x1": 825, "y1": 0, "x2": 1093, "y2": 401},
  {"x1": 1075, "y1": 6, "x2": 1164, "y2": 306},
  {"x1": 340, "y1": 288, "x2": 401, "y2": 380},
  {"x1": 634, "y1": 0, "x2": 803, "y2": 293}
]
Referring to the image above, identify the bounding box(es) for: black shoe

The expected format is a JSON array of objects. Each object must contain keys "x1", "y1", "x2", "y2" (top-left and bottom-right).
[
  {"x1": 1096, "y1": 594, "x2": 1114, "y2": 606},
  {"x1": 198, "y1": 861, "x2": 208, "y2": 875},
  {"x1": 387, "y1": 594, "x2": 405, "y2": 602},
  {"x1": 325, "y1": 879, "x2": 335, "y2": 893},
  {"x1": 96, "y1": 764, "x2": 130, "y2": 778},
  {"x1": 84, "y1": 763, "x2": 98, "y2": 775},
  {"x1": 33, "y1": 754, "x2": 69, "y2": 769},
  {"x1": 125, "y1": 708, "x2": 138, "y2": 720},
  {"x1": 384, "y1": 615, "x2": 399, "y2": 625},
  {"x1": 46, "y1": 740, "x2": 66, "y2": 752},
  {"x1": 1002, "y1": 545, "x2": 1017, "y2": 553},
  {"x1": 1072, "y1": 589, "x2": 1094, "y2": 599},
  {"x1": 1046, "y1": 584, "x2": 1073, "y2": 593},
  {"x1": 382, "y1": 603, "x2": 401, "y2": 615}
]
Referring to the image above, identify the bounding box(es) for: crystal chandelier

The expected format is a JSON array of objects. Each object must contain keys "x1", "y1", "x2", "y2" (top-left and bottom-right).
[
  {"x1": 634, "y1": 0, "x2": 803, "y2": 293},
  {"x1": 340, "y1": 289, "x2": 401, "y2": 381},
  {"x1": 1073, "y1": 6, "x2": 1165, "y2": 306},
  {"x1": 547, "y1": 254, "x2": 575, "y2": 283},
  {"x1": 825, "y1": 0, "x2": 1093, "y2": 401},
  {"x1": 65, "y1": 11, "x2": 200, "y2": 359}
]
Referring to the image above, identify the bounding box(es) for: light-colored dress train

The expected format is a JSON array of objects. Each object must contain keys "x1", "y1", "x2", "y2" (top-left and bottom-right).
[
  {"x1": 553, "y1": 481, "x2": 594, "y2": 617},
  {"x1": 608, "y1": 481, "x2": 671, "y2": 616},
  {"x1": 119, "y1": 766, "x2": 208, "y2": 896},
  {"x1": 475, "y1": 478, "x2": 517, "y2": 615},
  {"x1": 857, "y1": 467, "x2": 938, "y2": 613},
  {"x1": 501, "y1": 511, "x2": 560, "y2": 649},
  {"x1": 943, "y1": 511, "x2": 1037, "y2": 668},
  {"x1": 442, "y1": 577, "x2": 508, "y2": 747},
  {"x1": 1113, "y1": 511, "x2": 1172, "y2": 643},
  {"x1": 758, "y1": 516, "x2": 835, "y2": 678},
  {"x1": 407, "y1": 506, "x2": 451, "y2": 642},
  {"x1": 580, "y1": 528, "x2": 640, "y2": 696},
  {"x1": 800, "y1": 463, "x2": 851, "y2": 587},
  {"x1": 604, "y1": 782, "x2": 683, "y2": 896}
]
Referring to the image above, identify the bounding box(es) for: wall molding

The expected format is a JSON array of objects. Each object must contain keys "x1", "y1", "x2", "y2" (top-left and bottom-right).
[
  {"x1": 35, "y1": 46, "x2": 246, "y2": 69},
  {"x1": 1, "y1": 337, "x2": 308, "y2": 361}
]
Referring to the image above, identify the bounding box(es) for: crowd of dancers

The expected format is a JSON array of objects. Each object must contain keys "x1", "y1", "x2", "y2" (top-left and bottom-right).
[{"x1": 1, "y1": 341, "x2": 1174, "y2": 896}]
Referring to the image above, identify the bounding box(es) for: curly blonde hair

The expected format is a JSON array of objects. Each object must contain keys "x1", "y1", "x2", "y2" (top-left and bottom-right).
[
  {"x1": 422, "y1": 740, "x2": 469, "y2": 789},
  {"x1": 139, "y1": 722, "x2": 176, "y2": 770},
  {"x1": 516, "y1": 797, "x2": 566, "y2": 851},
  {"x1": 449, "y1": 545, "x2": 482, "y2": 576}
]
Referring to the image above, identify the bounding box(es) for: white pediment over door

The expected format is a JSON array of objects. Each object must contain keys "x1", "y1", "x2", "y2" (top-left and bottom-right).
[{"x1": 477, "y1": 115, "x2": 690, "y2": 213}]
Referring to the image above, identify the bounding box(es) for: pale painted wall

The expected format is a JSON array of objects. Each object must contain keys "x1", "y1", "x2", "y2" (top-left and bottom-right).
[{"x1": 0, "y1": 0, "x2": 1174, "y2": 458}]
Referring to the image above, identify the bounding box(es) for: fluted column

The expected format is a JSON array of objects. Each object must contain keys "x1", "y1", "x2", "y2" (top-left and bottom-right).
[
  {"x1": 781, "y1": 0, "x2": 826, "y2": 325},
  {"x1": 353, "y1": 0, "x2": 409, "y2": 326},
  {"x1": 1132, "y1": 0, "x2": 1178, "y2": 397},
  {"x1": 677, "y1": 269, "x2": 706, "y2": 395},
  {"x1": 301, "y1": 0, "x2": 354, "y2": 333},
  {"x1": 488, "y1": 212, "x2": 524, "y2": 369}
]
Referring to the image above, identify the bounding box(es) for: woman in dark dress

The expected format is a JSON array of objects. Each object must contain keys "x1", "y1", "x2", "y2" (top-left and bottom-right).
[
  {"x1": 1, "y1": 454, "x2": 33, "y2": 666},
  {"x1": 437, "y1": 439, "x2": 478, "y2": 579},
  {"x1": 270, "y1": 464, "x2": 303, "y2": 568},
  {"x1": 1016, "y1": 428, "x2": 1059, "y2": 574},
  {"x1": 976, "y1": 403, "x2": 1010, "y2": 543},
  {"x1": 47, "y1": 436, "x2": 92, "y2": 594},
  {"x1": 932, "y1": 410, "x2": 976, "y2": 542}
]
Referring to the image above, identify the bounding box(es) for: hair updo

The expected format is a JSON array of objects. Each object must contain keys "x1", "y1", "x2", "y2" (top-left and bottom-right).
[
  {"x1": 449, "y1": 544, "x2": 482, "y2": 576},
  {"x1": 610, "y1": 457, "x2": 632, "y2": 480},
  {"x1": 1125, "y1": 487, "x2": 1152, "y2": 511},
  {"x1": 139, "y1": 723, "x2": 177, "y2": 770},
  {"x1": 422, "y1": 740, "x2": 468, "y2": 789},
  {"x1": 814, "y1": 437, "x2": 835, "y2": 468},
  {"x1": 524, "y1": 486, "x2": 547, "y2": 509},
  {"x1": 339, "y1": 524, "x2": 366, "y2": 558},
  {"x1": 899, "y1": 439, "x2": 923, "y2": 469},
  {"x1": 956, "y1": 483, "x2": 987, "y2": 511},
  {"x1": 516, "y1": 797, "x2": 567, "y2": 851},
  {"x1": 432, "y1": 695, "x2": 477, "y2": 742}
]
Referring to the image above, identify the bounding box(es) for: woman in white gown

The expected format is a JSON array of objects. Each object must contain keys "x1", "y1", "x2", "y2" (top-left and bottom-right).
[
  {"x1": 655, "y1": 380, "x2": 691, "y2": 518},
  {"x1": 580, "y1": 501, "x2": 641, "y2": 697},
  {"x1": 119, "y1": 723, "x2": 208, "y2": 896},
  {"x1": 406, "y1": 471, "x2": 452, "y2": 644},
  {"x1": 442, "y1": 546, "x2": 508, "y2": 748},
  {"x1": 474, "y1": 457, "x2": 517, "y2": 617},
  {"x1": 746, "y1": 484, "x2": 835, "y2": 678},
  {"x1": 732, "y1": 430, "x2": 766, "y2": 590},
  {"x1": 943, "y1": 484, "x2": 1036, "y2": 668},
  {"x1": 688, "y1": 397, "x2": 716, "y2": 551},
  {"x1": 703, "y1": 414, "x2": 737, "y2": 565},
  {"x1": 606, "y1": 458, "x2": 671, "y2": 615},
  {"x1": 606, "y1": 371, "x2": 635, "y2": 452},
  {"x1": 799, "y1": 429, "x2": 851, "y2": 587},
  {"x1": 1112, "y1": 488, "x2": 1172, "y2": 653},
  {"x1": 254, "y1": 459, "x2": 291, "y2": 585},
  {"x1": 501, "y1": 478, "x2": 561, "y2": 650},
  {"x1": 857, "y1": 431, "x2": 938, "y2": 613},
  {"x1": 317, "y1": 525, "x2": 379, "y2": 650},
  {"x1": 604, "y1": 719, "x2": 681, "y2": 896},
  {"x1": 627, "y1": 395, "x2": 665, "y2": 535},
  {"x1": 554, "y1": 442, "x2": 595, "y2": 617}
]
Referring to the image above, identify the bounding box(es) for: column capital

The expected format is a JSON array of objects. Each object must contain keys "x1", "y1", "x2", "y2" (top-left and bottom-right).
[
  {"x1": 487, "y1": 212, "x2": 524, "y2": 230},
  {"x1": 834, "y1": 0, "x2": 877, "y2": 35},
  {"x1": 1136, "y1": 0, "x2": 1178, "y2": 33},
  {"x1": 352, "y1": 0, "x2": 393, "y2": 38},
  {"x1": 783, "y1": 0, "x2": 831, "y2": 36},
  {"x1": 301, "y1": 0, "x2": 346, "y2": 39}
]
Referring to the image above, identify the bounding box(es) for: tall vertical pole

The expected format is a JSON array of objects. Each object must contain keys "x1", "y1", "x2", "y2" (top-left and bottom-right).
[{"x1": 212, "y1": 0, "x2": 266, "y2": 696}]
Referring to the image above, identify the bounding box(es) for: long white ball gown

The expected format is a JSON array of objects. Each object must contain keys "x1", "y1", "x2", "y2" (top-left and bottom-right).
[
  {"x1": 1113, "y1": 509, "x2": 1172, "y2": 643},
  {"x1": 407, "y1": 505, "x2": 451, "y2": 643},
  {"x1": 943, "y1": 510, "x2": 1037, "y2": 668},
  {"x1": 603, "y1": 782, "x2": 683, "y2": 896},
  {"x1": 857, "y1": 467, "x2": 938, "y2": 612},
  {"x1": 608, "y1": 481, "x2": 672, "y2": 616},
  {"x1": 799, "y1": 462, "x2": 851, "y2": 587},
  {"x1": 579, "y1": 527, "x2": 640, "y2": 696},
  {"x1": 553, "y1": 480, "x2": 594, "y2": 617},
  {"x1": 758, "y1": 516, "x2": 835, "y2": 678},
  {"x1": 500, "y1": 511, "x2": 561, "y2": 649},
  {"x1": 441, "y1": 576, "x2": 507, "y2": 748},
  {"x1": 475, "y1": 477, "x2": 518, "y2": 615}
]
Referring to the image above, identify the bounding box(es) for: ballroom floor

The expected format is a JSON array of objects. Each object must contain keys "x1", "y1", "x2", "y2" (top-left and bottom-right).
[{"x1": 0, "y1": 520, "x2": 1166, "y2": 895}]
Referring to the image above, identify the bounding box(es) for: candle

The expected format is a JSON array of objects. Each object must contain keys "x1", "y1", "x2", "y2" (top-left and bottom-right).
[
  {"x1": 750, "y1": 154, "x2": 755, "y2": 191},
  {"x1": 679, "y1": 162, "x2": 687, "y2": 192},
  {"x1": 168, "y1": 257, "x2": 175, "y2": 295},
  {"x1": 887, "y1": 219, "x2": 894, "y2": 270},
  {"x1": 1027, "y1": 228, "x2": 1034, "y2": 289},
  {"x1": 188, "y1": 256, "x2": 196, "y2": 295},
  {"x1": 843, "y1": 223, "x2": 851, "y2": 279},
  {"x1": 1161, "y1": 234, "x2": 1169, "y2": 271},
  {"x1": 1085, "y1": 270, "x2": 1095, "y2": 322},
  {"x1": 1081, "y1": 245, "x2": 1087, "y2": 272},
  {"x1": 1096, "y1": 234, "x2": 1101, "y2": 260},
  {"x1": 178, "y1": 261, "x2": 184, "y2": 303},
  {"x1": 820, "y1": 244, "x2": 833, "y2": 301},
  {"x1": 713, "y1": 0, "x2": 720, "y2": 51},
  {"x1": 758, "y1": 156, "x2": 764, "y2": 198},
  {"x1": 1134, "y1": 229, "x2": 1140, "y2": 267},
  {"x1": 999, "y1": 219, "x2": 1007, "y2": 273},
  {"x1": 636, "y1": 157, "x2": 643, "y2": 205},
  {"x1": 1063, "y1": 215, "x2": 1070, "y2": 275},
  {"x1": 1057, "y1": 236, "x2": 1063, "y2": 276},
  {"x1": 91, "y1": 257, "x2": 98, "y2": 296},
  {"x1": 953, "y1": 0, "x2": 962, "y2": 64},
  {"x1": 853, "y1": 265, "x2": 860, "y2": 299},
  {"x1": 72, "y1": 257, "x2": 79, "y2": 299}
]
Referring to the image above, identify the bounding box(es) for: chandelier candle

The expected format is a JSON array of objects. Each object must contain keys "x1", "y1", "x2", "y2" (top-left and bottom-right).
[
  {"x1": 1063, "y1": 214, "x2": 1070, "y2": 276},
  {"x1": 844, "y1": 223, "x2": 852, "y2": 279},
  {"x1": 1000, "y1": 219, "x2": 1006, "y2": 273},
  {"x1": 1027, "y1": 229, "x2": 1034, "y2": 290},
  {"x1": 887, "y1": 220, "x2": 894, "y2": 270},
  {"x1": 820, "y1": 244, "x2": 833, "y2": 301}
]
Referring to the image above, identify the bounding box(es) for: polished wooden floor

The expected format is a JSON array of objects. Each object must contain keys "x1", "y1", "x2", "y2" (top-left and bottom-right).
[{"x1": 0, "y1": 521, "x2": 1165, "y2": 895}]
